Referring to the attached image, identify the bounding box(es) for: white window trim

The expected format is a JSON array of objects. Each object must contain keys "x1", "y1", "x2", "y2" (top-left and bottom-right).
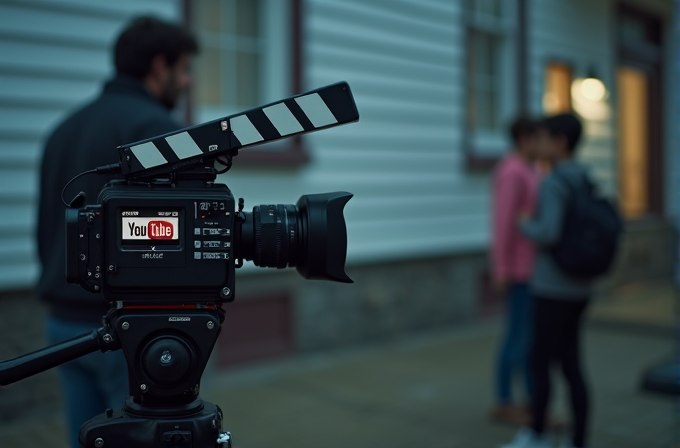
[
  {"x1": 465, "y1": 0, "x2": 518, "y2": 159},
  {"x1": 194, "y1": 0, "x2": 291, "y2": 125}
]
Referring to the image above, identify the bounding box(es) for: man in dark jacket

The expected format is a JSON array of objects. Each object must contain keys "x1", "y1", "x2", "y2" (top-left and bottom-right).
[{"x1": 37, "y1": 16, "x2": 198, "y2": 448}]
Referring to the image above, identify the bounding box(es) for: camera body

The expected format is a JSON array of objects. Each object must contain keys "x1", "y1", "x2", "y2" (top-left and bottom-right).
[
  {"x1": 64, "y1": 81, "x2": 359, "y2": 305},
  {"x1": 66, "y1": 180, "x2": 236, "y2": 303}
]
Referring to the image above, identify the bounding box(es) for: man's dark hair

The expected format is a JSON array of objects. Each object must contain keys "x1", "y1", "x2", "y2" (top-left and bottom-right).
[
  {"x1": 542, "y1": 113, "x2": 583, "y2": 153},
  {"x1": 114, "y1": 16, "x2": 199, "y2": 79},
  {"x1": 509, "y1": 116, "x2": 538, "y2": 144}
]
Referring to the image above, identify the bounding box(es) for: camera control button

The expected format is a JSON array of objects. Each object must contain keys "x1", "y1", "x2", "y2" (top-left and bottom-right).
[
  {"x1": 194, "y1": 252, "x2": 201, "y2": 259},
  {"x1": 194, "y1": 240, "x2": 201, "y2": 248},
  {"x1": 202, "y1": 228, "x2": 230, "y2": 236},
  {"x1": 202, "y1": 252, "x2": 229, "y2": 260}
]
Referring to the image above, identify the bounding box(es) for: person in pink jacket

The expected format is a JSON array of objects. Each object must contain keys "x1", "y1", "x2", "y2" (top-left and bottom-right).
[{"x1": 490, "y1": 117, "x2": 540, "y2": 425}]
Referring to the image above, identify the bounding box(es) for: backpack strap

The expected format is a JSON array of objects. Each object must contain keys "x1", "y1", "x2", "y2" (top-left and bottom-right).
[
  {"x1": 551, "y1": 166, "x2": 592, "y2": 198},
  {"x1": 551, "y1": 168, "x2": 576, "y2": 199}
]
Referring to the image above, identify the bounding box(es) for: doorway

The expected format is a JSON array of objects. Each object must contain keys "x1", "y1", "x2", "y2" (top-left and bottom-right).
[
  {"x1": 615, "y1": 4, "x2": 664, "y2": 218},
  {"x1": 616, "y1": 65, "x2": 650, "y2": 218}
]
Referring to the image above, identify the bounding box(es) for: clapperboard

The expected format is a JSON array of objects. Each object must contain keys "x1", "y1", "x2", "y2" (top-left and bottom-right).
[{"x1": 118, "y1": 81, "x2": 359, "y2": 180}]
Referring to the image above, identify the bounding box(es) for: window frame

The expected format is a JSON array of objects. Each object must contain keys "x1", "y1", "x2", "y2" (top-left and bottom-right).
[
  {"x1": 464, "y1": 0, "x2": 526, "y2": 171},
  {"x1": 184, "y1": 0, "x2": 308, "y2": 166}
]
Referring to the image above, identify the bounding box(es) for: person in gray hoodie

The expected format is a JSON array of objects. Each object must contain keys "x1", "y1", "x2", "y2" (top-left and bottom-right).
[{"x1": 501, "y1": 113, "x2": 591, "y2": 448}]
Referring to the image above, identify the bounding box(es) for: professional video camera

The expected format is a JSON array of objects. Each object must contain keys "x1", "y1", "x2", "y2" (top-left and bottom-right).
[{"x1": 0, "y1": 82, "x2": 359, "y2": 448}]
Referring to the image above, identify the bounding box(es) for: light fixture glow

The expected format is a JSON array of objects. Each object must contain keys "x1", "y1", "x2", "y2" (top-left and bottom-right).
[{"x1": 579, "y1": 78, "x2": 606, "y2": 102}]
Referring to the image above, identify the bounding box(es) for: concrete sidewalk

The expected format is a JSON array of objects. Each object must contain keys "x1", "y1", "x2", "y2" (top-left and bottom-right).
[
  {"x1": 3, "y1": 319, "x2": 674, "y2": 448},
  {"x1": 1, "y1": 300, "x2": 677, "y2": 448},
  {"x1": 198, "y1": 320, "x2": 676, "y2": 448}
]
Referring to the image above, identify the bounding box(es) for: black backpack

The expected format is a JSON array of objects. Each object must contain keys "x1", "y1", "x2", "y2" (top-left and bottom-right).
[{"x1": 549, "y1": 169, "x2": 623, "y2": 279}]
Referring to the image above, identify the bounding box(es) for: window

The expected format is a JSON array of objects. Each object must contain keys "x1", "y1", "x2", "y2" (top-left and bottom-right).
[
  {"x1": 543, "y1": 62, "x2": 572, "y2": 114},
  {"x1": 193, "y1": 0, "x2": 264, "y2": 114},
  {"x1": 190, "y1": 0, "x2": 306, "y2": 164},
  {"x1": 464, "y1": 0, "x2": 518, "y2": 160}
]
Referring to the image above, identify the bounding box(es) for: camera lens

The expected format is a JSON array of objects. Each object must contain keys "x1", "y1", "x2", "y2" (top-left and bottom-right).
[
  {"x1": 252, "y1": 204, "x2": 298, "y2": 269},
  {"x1": 235, "y1": 192, "x2": 353, "y2": 283}
]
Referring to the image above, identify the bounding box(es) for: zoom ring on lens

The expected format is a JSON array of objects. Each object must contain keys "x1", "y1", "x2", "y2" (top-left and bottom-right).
[
  {"x1": 253, "y1": 206, "x2": 262, "y2": 264},
  {"x1": 274, "y1": 205, "x2": 284, "y2": 268}
]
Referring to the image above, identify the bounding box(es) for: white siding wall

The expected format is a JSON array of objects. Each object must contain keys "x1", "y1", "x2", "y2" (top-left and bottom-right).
[
  {"x1": 2, "y1": 0, "x2": 676, "y2": 290},
  {"x1": 306, "y1": 0, "x2": 493, "y2": 263},
  {"x1": 0, "y1": 0, "x2": 180, "y2": 290},
  {"x1": 225, "y1": 0, "x2": 491, "y2": 269}
]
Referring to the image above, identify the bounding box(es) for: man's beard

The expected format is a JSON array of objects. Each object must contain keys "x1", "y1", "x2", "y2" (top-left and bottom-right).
[{"x1": 158, "y1": 72, "x2": 180, "y2": 110}]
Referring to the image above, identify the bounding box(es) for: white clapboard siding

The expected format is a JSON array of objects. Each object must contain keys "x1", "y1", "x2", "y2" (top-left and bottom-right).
[
  {"x1": 304, "y1": 0, "x2": 484, "y2": 264},
  {"x1": 222, "y1": 0, "x2": 484, "y2": 269},
  {"x1": 0, "y1": 0, "x2": 180, "y2": 290},
  {"x1": 306, "y1": 0, "x2": 489, "y2": 264}
]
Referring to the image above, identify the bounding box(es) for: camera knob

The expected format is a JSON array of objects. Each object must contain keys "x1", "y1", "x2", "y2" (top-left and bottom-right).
[{"x1": 142, "y1": 337, "x2": 193, "y2": 386}]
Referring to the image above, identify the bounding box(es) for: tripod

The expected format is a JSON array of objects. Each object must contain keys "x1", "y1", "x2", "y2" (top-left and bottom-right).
[{"x1": 0, "y1": 304, "x2": 232, "y2": 448}]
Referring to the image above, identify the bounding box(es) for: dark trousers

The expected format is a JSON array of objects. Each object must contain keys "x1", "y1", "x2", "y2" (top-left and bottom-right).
[{"x1": 531, "y1": 296, "x2": 589, "y2": 448}]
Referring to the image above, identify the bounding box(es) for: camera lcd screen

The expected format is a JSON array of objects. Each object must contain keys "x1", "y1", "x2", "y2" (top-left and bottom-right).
[{"x1": 121, "y1": 210, "x2": 180, "y2": 247}]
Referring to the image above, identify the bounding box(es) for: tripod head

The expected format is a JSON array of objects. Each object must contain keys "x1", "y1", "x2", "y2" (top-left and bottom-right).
[{"x1": 0, "y1": 304, "x2": 231, "y2": 447}]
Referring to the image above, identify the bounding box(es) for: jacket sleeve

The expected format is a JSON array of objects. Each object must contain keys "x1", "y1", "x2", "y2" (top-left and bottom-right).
[
  {"x1": 520, "y1": 176, "x2": 568, "y2": 246},
  {"x1": 491, "y1": 168, "x2": 522, "y2": 280}
]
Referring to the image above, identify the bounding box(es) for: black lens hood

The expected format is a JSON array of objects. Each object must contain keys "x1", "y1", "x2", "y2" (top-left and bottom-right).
[{"x1": 295, "y1": 192, "x2": 353, "y2": 283}]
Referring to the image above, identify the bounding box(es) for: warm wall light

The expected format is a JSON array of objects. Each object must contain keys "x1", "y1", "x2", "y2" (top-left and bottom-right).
[
  {"x1": 570, "y1": 73, "x2": 610, "y2": 121},
  {"x1": 572, "y1": 67, "x2": 607, "y2": 103},
  {"x1": 579, "y1": 77, "x2": 607, "y2": 101}
]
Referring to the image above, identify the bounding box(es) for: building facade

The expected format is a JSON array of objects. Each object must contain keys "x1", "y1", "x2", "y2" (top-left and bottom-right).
[{"x1": 0, "y1": 0, "x2": 677, "y2": 365}]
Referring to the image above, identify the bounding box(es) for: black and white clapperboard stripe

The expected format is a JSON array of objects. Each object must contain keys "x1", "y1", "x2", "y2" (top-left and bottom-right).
[{"x1": 119, "y1": 81, "x2": 359, "y2": 180}]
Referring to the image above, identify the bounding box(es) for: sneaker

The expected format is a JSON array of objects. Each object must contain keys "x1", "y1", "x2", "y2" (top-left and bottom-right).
[{"x1": 499, "y1": 427, "x2": 553, "y2": 448}]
